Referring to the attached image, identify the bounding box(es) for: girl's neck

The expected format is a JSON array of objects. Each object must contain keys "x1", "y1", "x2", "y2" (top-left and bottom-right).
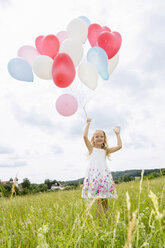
[{"x1": 93, "y1": 145, "x2": 102, "y2": 149}]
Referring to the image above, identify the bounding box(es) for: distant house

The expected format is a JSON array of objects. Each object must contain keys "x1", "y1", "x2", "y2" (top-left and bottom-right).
[
  {"x1": 1, "y1": 181, "x2": 9, "y2": 185},
  {"x1": 1, "y1": 180, "x2": 18, "y2": 187},
  {"x1": 51, "y1": 183, "x2": 64, "y2": 190}
]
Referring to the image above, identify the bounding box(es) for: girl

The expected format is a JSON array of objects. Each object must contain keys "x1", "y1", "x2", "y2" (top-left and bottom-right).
[{"x1": 81, "y1": 117, "x2": 122, "y2": 222}]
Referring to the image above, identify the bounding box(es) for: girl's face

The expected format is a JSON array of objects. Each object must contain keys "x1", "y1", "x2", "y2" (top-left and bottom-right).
[{"x1": 93, "y1": 131, "x2": 105, "y2": 146}]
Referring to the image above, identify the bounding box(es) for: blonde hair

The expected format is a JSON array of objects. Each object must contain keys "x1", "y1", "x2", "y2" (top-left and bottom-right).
[{"x1": 89, "y1": 130, "x2": 111, "y2": 160}]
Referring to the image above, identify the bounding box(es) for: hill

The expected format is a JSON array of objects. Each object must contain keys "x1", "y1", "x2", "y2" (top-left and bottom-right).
[{"x1": 60, "y1": 168, "x2": 164, "y2": 184}]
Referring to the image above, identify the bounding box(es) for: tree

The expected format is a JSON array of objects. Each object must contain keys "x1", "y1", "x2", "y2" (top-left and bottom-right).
[
  {"x1": 22, "y1": 178, "x2": 31, "y2": 189},
  {"x1": 42, "y1": 184, "x2": 48, "y2": 192},
  {"x1": 0, "y1": 182, "x2": 6, "y2": 197},
  {"x1": 44, "y1": 179, "x2": 52, "y2": 189},
  {"x1": 122, "y1": 175, "x2": 131, "y2": 182},
  {"x1": 52, "y1": 179, "x2": 59, "y2": 186},
  {"x1": 38, "y1": 184, "x2": 48, "y2": 192},
  {"x1": 21, "y1": 188, "x2": 30, "y2": 195}
]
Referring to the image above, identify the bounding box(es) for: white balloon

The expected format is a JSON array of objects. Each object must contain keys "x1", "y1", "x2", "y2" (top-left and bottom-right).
[
  {"x1": 78, "y1": 62, "x2": 98, "y2": 90},
  {"x1": 67, "y1": 18, "x2": 88, "y2": 43},
  {"x1": 108, "y1": 53, "x2": 119, "y2": 75},
  {"x1": 32, "y1": 55, "x2": 53, "y2": 80},
  {"x1": 60, "y1": 38, "x2": 83, "y2": 67}
]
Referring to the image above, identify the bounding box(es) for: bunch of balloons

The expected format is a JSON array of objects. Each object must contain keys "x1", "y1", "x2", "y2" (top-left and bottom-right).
[{"x1": 8, "y1": 16, "x2": 122, "y2": 116}]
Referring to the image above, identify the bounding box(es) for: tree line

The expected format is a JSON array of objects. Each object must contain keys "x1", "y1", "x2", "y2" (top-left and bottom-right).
[{"x1": 0, "y1": 169, "x2": 165, "y2": 198}]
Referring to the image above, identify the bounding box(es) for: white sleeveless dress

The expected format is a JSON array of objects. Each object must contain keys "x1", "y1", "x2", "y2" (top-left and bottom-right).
[{"x1": 81, "y1": 147, "x2": 118, "y2": 199}]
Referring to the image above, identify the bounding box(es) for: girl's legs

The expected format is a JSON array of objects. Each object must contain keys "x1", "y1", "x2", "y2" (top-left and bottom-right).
[
  {"x1": 101, "y1": 199, "x2": 108, "y2": 217},
  {"x1": 95, "y1": 199, "x2": 103, "y2": 226},
  {"x1": 95, "y1": 198, "x2": 108, "y2": 221}
]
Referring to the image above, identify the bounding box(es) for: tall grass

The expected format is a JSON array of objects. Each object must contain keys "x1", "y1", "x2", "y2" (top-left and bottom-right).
[{"x1": 0, "y1": 174, "x2": 164, "y2": 247}]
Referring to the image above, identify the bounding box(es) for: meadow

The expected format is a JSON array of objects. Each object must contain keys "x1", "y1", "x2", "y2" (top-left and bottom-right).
[{"x1": 0, "y1": 172, "x2": 164, "y2": 248}]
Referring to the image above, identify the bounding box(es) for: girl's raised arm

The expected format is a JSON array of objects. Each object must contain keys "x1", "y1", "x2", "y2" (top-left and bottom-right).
[
  {"x1": 107, "y1": 126, "x2": 122, "y2": 154},
  {"x1": 83, "y1": 118, "x2": 93, "y2": 153}
]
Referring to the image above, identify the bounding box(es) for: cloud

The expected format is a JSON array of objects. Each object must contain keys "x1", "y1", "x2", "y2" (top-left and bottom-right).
[
  {"x1": 137, "y1": 10, "x2": 165, "y2": 75},
  {"x1": 0, "y1": 0, "x2": 11, "y2": 6},
  {"x1": 0, "y1": 160, "x2": 27, "y2": 168},
  {"x1": 125, "y1": 134, "x2": 156, "y2": 149},
  {"x1": 90, "y1": 103, "x2": 129, "y2": 131},
  {"x1": 0, "y1": 144, "x2": 14, "y2": 154},
  {"x1": 11, "y1": 102, "x2": 58, "y2": 135},
  {"x1": 107, "y1": 69, "x2": 155, "y2": 102},
  {"x1": 51, "y1": 144, "x2": 64, "y2": 154}
]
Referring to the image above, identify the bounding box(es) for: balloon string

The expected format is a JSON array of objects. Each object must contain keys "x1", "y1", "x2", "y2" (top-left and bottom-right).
[
  {"x1": 69, "y1": 82, "x2": 96, "y2": 119},
  {"x1": 83, "y1": 105, "x2": 88, "y2": 118},
  {"x1": 69, "y1": 83, "x2": 87, "y2": 118}
]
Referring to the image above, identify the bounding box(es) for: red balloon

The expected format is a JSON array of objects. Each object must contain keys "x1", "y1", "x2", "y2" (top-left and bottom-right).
[
  {"x1": 97, "y1": 31, "x2": 122, "y2": 59},
  {"x1": 35, "y1": 35, "x2": 44, "y2": 54},
  {"x1": 88, "y1": 24, "x2": 103, "y2": 47},
  {"x1": 35, "y1": 34, "x2": 60, "y2": 59},
  {"x1": 102, "y1": 26, "x2": 111, "y2": 32},
  {"x1": 52, "y1": 53, "x2": 75, "y2": 88}
]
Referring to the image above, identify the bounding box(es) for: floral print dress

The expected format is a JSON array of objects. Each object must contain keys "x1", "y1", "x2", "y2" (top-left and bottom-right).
[{"x1": 81, "y1": 147, "x2": 118, "y2": 199}]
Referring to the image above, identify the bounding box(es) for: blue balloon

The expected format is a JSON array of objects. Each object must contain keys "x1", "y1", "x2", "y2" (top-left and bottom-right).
[
  {"x1": 87, "y1": 47, "x2": 109, "y2": 80},
  {"x1": 8, "y1": 58, "x2": 34, "y2": 82},
  {"x1": 78, "y1": 16, "x2": 91, "y2": 27}
]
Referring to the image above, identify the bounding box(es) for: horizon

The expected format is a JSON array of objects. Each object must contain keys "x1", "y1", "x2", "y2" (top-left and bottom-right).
[{"x1": 0, "y1": 167, "x2": 163, "y2": 184}]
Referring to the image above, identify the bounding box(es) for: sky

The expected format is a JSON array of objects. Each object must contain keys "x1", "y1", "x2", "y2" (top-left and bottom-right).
[{"x1": 0, "y1": 0, "x2": 165, "y2": 183}]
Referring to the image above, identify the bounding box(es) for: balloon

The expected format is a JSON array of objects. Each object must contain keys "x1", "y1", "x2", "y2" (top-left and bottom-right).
[
  {"x1": 78, "y1": 62, "x2": 98, "y2": 90},
  {"x1": 8, "y1": 58, "x2": 34, "y2": 82},
  {"x1": 108, "y1": 53, "x2": 119, "y2": 75},
  {"x1": 97, "y1": 31, "x2": 122, "y2": 59},
  {"x1": 102, "y1": 26, "x2": 111, "y2": 32},
  {"x1": 35, "y1": 35, "x2": 44, "y2": 54},
  {"x1": 88, "y1": 24, "x2": 105, "y2": 47},
  {"x1": 87, "y1": 47, "x2": 109, "y2": 80},
  {"x1": 78, "y1": 16, "x2": 91, "y2": 27},
  {"x1": 32, "y1": 55, "x2": 53, "y2": 80},
  {"x1": 56, "y1": 94, "x2": 78, "y2": 116},
  {"x1": 35, "y1": 34, "x2": 60, "y2": 59},
  {"x1": 67, "y1": 18, "x2": 88, "y2": 43},
  {"x1": 60, "y1": 38, "x2": 83, "y2": 67},
  {"x1": 52, "y1": 53, "x2": 75, "y2": 88},
  {"x1": 56, "y1": 31, "x2": 68, "y2": 44},
  {"x1": 17, "y1": 45, "x2": 39, "y2": 66}
]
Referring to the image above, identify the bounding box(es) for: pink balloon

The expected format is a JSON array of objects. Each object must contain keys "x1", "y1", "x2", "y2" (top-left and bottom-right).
[
  {"x1": 17, "y1": 46, "x2": 39, "y2": 66},
  {"x1": 56, "y1": 94, "x2": 78, "y2": 116},
  {"x1": 56, "y1": 31, "x2": 68, "y2": 44}
]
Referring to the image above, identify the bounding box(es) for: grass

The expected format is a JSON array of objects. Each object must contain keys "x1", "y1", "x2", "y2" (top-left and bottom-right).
[{"x1": 0, "y1": 174, "x2": 165, "y2": 248}]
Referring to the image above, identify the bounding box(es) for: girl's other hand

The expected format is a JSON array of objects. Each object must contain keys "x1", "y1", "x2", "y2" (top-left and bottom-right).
[
  {"x1": 87, "y1": 118, "x2": 92, "y2": 123},
  {"x1": 113, "y1": 126, "x2": 120, "y2": 134}
]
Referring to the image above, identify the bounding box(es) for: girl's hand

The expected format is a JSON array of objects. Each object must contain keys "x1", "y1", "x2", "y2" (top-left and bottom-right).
[
  {"x1": 113, "y1": 126, "x2": 120, "y2": 134},
  {"x1": 87, "y1": 118, "x2": 92, "y2": 124}
]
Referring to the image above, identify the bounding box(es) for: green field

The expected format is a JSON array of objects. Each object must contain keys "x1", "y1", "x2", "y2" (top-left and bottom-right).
[{"x1": 0, "y1": 175, "x2": 164, "y2": 248}]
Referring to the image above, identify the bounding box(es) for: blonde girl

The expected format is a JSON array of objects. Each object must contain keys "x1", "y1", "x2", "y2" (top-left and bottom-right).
[{"x1": 81, "y1": 118, "x2": 122, "y2": 223}]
